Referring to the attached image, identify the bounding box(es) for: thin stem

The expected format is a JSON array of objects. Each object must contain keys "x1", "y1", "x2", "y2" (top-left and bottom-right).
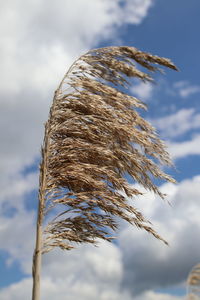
[
  {"x1": 32, "y1": 90, "x2": 58, "y2": 300},
  {"x1": 32, "y1": 129, "x2": 48, "y2": 299},
  {"x1": 32, "y1": 211, "x2": 43, "y2": 300}
]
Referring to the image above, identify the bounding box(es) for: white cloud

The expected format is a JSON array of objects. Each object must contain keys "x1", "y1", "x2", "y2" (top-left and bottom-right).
[
  {"x1": 0, "y1": 172, "x2": 38, "y2": 208},
  {"x1": 0, "y1": 278, "x2": 185, "y2": 300},
  {"x1": 0, "y1": 88, "x2": 50, "y2": 177},
  {"x1": 0, "y1": 209, "x2": 35, "y2": 273},
  {"x1": 40, "y1": 242, "x2": 126, "y2": 300},
  {"x1": 151, "y1": 108, "x2": 200, "y2": 138},
  {"x1": 180, "y1": 86, "x2": 200, "y2": 98},
  {"x1": 168, "y1": 134, "x2": 200, "y2": 159},
  {"x1": 119, "y1": 176, "x2": 200, "y2": 296},
  {"x1": 135, "y1": 290, "x2": 184, "y2": 300},
  {"x1": 0, "y1": 0, "x2": 154, "y2": 180},
  {"x1": 0, "y1": 0, "x2": 154, "y2": 95},
  {"x1": 131, "y1": 81, "x2": 154, "y2": 101},
  {"x1": 0, "y1": 278, "x2": 32, "y2": 300},
  {"x1": 0, "y1": 242, "x2": 132, "y2": 300},
  {"x1": 0, "y1": 172, "x2": 38, "y2": 272},
  {"x1": 174, "y1": 81, "x2": 200, "y2": 98},
  {"x1": 149, "y1": 108, "x2": 200, "y2": 160},
  {"x1": 1, "y1": 176, "x2": 200, "y2": 299},
  {"x1": 118, "y1": 0, "x2": 154, "y2": 25}
]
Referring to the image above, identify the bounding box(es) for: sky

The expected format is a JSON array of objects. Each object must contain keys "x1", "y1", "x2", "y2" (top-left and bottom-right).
[{"x1": 0, "y1": 0, "x2": 200, "y2": 299}]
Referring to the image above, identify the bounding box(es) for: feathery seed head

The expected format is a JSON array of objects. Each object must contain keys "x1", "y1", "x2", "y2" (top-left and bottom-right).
[{"x1": 39, "y1": 46, "x2": 177, "y2": 252}]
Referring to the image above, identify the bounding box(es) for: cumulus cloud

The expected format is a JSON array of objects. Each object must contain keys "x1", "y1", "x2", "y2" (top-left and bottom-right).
[
  {"x1": 0, "y1": 278, "x2": 32, "y2": 300},
  {"x1": 173, "y1": 81, "x2": 200, "y2": 98},
  {"x1": 151, "y1": 108, "x2": 200, "y2": 139},
  {"x1": 118, "y1": 0, "x2": 153, "y2": 25},
  {"x1": 135, "y1": 290, "x2": 184, "y2": 300},
  {"x1": 0, "y1": 243, "x2": 132, "y2": 300},
  {"x1": 1, "y1": 175, "x2": 200, "y2": 299},
  {"x1": 149, "y1": 107, "x2": 200, "y2": 161},
  {"x1": 0, "y1": 171, "x2": 38, "y2": 272},
  {"x1": 40, "y1": 242, "x2": 127, "y2": 300},
  {"x1": 0, "y1": 0, "x2": 154, "y2": 180},
  {"x1": 0, "y1": 0, "x2": 154, "y2": 95},
  {"x1": 0, "y1": 172, "x2": 38, "y2": 208},
  {"x1": 0, "y1": 209, "x2": 35, "y2": 273},
  {"x1": 0, "y1": 88, "x2": 51, "y2": 177},
  {"x1": 168, "y1": 134, "x2": 200, "y2": 160},
  {"x1": 119, "y1": 176, "x2": 200, "y2": 296},
  {"x1": 0, "y1": 278, "x2": 184, "y2": 300},
  {"x1": 131, "y1": 81, "x2": 154, "y2": 101}
]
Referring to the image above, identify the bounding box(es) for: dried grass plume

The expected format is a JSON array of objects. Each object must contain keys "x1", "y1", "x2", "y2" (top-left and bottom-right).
[
  {"x1": 32, "y1": 45, "x2": 177, "y2": 299},
  {"x1": 41, "y1": 46, "x2": 178, "y2": 251},
  {"x1": 187, "y1": 263, "x2": 200, "y2": 299}
]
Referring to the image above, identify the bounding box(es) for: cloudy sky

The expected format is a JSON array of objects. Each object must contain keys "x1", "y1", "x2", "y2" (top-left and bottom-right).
[{"x1": 1, "y1": 0, "x2": 200, "y2": 299}]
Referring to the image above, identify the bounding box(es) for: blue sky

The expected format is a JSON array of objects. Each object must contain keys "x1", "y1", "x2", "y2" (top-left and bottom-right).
[{"x1": 0, "y1": 0, "x2": 200, "y2": 299}]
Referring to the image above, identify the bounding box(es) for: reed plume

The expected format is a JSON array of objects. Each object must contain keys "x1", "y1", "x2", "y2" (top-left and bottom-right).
[
  {"x1": 187, "y1": 263, "x2": 200, "y2": 299},
  {"x1": 32, "y1": 46, "x2": 177, "y2": 299}
]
